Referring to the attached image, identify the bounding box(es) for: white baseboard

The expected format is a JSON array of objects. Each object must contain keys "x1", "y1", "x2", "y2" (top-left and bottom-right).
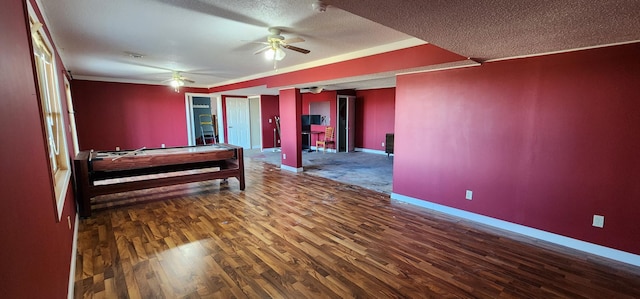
[
  {"x1": 281, "y1": 164, "x2": 303, "y2": 173},
  {"x1": 67, "y1": 213, "x2": 79, "y2": 299},
  {"x1": 391, "y1": 193, "x2": 640, "y2": 267},
  {"x1": 355, "y1": 147, "x2": 388, "y2": 155}
]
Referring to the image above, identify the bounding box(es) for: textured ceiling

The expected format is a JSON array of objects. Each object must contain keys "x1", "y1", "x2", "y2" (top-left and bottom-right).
[
  {"x1": 328, "y1": 0, "x2": 640, "y2": 61},
  {"x1": 38, "y1": 0, "x2": 418, "y2": 92},
  {"x1": 37, "y1": 0, "x2": 640, "y2": 94}
]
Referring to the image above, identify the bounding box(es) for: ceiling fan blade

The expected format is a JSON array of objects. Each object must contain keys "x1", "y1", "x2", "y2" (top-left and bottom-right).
[
  {"x1": 282, "y1": 37, "x2": 304, "y2": 44},
  {"x1": 183, "y1": 78, "x2": 195, "y2": 83},
  {"x1": 283, "y1": 45, "x2": 310, "y2": 54},
  {"x1": 254, "y1": 46, "x2": 271, "y2": 55}
]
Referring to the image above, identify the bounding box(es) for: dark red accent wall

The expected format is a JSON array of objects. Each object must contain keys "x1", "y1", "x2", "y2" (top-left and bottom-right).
[
  {"x1": 302, "y1": 91, "x2": 338, "y2": 141},
  {"x1": 260, "y1": 95, "x2": 280, "y2": 148},
  {"x1": 394, "y1": 43, "x2": 640, "y2": 254},
  {"x1": 355, "y1": 88, "x2": 396, "y2": 150},
  {"x1": 0, "y1": 1, "x2": 76, "y2": 297},
  {"x1": 71, "y1": 80, "x2": 208, "y2": 150},
  {"x1": 302, "y1": 91, "x2": 337, "y2": 127}
]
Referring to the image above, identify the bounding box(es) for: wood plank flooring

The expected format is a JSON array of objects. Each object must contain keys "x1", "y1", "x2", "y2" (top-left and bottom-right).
[{"x1": 74, "y1": 157, "x2": 640, "y2": 298}]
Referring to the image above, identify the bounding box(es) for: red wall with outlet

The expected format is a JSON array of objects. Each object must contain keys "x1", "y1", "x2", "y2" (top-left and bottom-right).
[
  {"x1": 279, "y1": 89, "x2": 303, "y2": 168},
  {"x1": 72, "y1": 80, "x2": 208, "y2": 150},
  {"x1": 394, "y1": 43, "x2": 640, "y2": 254},
  {"x1": 355, "y1": 88, "x2": 396, "y2": 150},
  {"x1": 260, "y1": 95, "x2": 280, "y2": 148},
  {"x1": 0, "y1": 0, "x2": 77, "y2": 297}
]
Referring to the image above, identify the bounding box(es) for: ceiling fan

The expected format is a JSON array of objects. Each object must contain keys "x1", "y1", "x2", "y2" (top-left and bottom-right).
[
  {"x1": 254, "y1": 27, "x2": 310, "y2": 69},
  {"x1": 163, "y1": 71, "x2": 194, "y2": 92}
]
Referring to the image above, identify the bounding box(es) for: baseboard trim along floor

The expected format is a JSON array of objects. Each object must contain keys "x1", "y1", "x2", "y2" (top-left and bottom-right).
[{"x1": 391, "y1": 192, "x2": 640, "y2": 267}]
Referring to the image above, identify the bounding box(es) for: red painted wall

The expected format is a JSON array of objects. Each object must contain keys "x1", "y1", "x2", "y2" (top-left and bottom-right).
[
  {"x1": 394, "y1": 43, "x2": 640, "y2": 254},
  {"x1": 302, "y1": 91, "x2": 338, "y2": 142},
  {"x1": 279, "y1": 88, "x2": 303, "y2": 168},
  {"x1": 355, "y1": 88, "x2": 396, "y2": 150},
  {"x1": 260, "y1": 95, "x2": 280, "y2": 148},
  {"x1": 210, "y1": 44, "x2": 466, "y2": 93},
  {"x1": 71, "y1": 80, "x2": 207, "y2": 150},
  {"x1": 0, "y1": 1, "x2": 76, "y2": 297}
]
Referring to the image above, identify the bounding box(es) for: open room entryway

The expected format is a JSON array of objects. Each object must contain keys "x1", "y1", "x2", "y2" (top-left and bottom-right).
[{"x1": 185, "y1": 93, "x2": 223, "y2": 146}]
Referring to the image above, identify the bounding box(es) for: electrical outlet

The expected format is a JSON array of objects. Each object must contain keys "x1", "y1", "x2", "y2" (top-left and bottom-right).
[
  {"x1": 465, "y1": 190, "x2": 473, "y2": 200},
  {"x1": 382, "y1": 142, "x2": 385, "y2": 147},
  {"x1": 283, "y1": 153, "x2": 287, "y2": 159},
  {"x1": 269, "y1": 118, "x2": 272, "y2": 123},
  {"x1": 592, "y1": 215, "x2": 604, "y2": 228},
  {"x1": 116, "y1": 146, "x2": 120, "y2": 151},
  {"x1": 161, "y1": 143, "x2": 166, "y2": 148}
]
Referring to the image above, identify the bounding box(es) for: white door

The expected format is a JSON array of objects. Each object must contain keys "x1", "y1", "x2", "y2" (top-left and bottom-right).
[
  {"x1": 225, "y1": 97, "x2": 251, "y2": 148},
  {"x1": 347, "y1": 96, "x2": 356, "y2": 152},
  {"x1": 337, "y1": 95, "x2": 356, "y2": 152}
]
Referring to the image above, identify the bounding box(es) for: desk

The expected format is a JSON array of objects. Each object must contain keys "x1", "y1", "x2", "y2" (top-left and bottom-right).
[
  {"x1": 74, "y1": 143, "x2": 244, "y2": 217},
  {"x1": 302, "y1": 131, "x2": 323, "y2": 152}
]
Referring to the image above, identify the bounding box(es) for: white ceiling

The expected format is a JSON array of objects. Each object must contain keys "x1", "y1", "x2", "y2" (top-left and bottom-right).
[{"x1": 37, "y1": 0, "x2": 640, "y2": 95}]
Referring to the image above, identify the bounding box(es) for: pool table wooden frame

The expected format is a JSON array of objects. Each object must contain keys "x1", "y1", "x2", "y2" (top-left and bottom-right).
[{"x1": 73, "y1": 143, "x2": 244, "y2": 217}]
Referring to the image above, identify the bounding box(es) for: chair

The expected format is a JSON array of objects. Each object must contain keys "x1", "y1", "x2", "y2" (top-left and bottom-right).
[{"x1": 316, "y1": 126, "x2": 335, "y2": 153}]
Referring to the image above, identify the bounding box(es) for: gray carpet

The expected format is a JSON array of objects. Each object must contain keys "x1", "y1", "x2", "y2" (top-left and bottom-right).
[{"x1": 244, "y1": 149, "x2": 393, "y2": 195}]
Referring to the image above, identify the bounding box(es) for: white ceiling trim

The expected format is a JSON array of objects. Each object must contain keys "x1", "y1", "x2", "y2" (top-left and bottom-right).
[
  {"x1": 208, "y1": 37, "x2": 427, "y2": 89},
  {"x1": 484, "y1": 40, "x2": 640, "y2": 63},
  {"x1": 395, "y1": 60, "x2": 482, "y2": 76}
]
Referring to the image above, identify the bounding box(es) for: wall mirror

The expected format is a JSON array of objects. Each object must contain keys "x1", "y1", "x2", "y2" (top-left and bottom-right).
[{"x1": 309, "y1": 101, "x2": 330, "y2": 125}]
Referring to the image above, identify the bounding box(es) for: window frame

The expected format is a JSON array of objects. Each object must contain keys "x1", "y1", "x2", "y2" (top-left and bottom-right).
[{"x1": 28, "y1": 4, "x2": 71, "y2": 222}]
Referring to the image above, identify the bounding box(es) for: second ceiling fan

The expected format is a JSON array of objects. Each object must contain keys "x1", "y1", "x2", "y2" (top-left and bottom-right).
[{"x1": 254, "y1": 27, "x2": 310, "y2": 69}]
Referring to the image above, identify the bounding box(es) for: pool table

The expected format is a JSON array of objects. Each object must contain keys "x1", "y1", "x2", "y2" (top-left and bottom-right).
[{"x1": 73, "y1": 143, "x2": 244, "y2": 217}]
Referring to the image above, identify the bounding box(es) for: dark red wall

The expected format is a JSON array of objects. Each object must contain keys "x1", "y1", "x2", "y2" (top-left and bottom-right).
[
  {"x1": 302, "y1": 91, "x2": 338, "y2": 127},
  {"x1": 0, "y1": 1, "x2": 76, "y2": 297},
  {"x1": 260, "y1": 95, "x2": 280, "y2": 148},
  {"x1": 302, "y1": 91, "x2": 338, "y2": 142},
  {"x1": 279, "y1": 89, "x2": 302, "y2": 168},
  {"x1": 71, "y1": 80, "x2": 208, "y2": 150},
  {"x1": 394, "y1": 43, "x2": 640, "y2": 254},
  {"x1": 355, "y1": 88, "x2": 395, "y2": 150}
]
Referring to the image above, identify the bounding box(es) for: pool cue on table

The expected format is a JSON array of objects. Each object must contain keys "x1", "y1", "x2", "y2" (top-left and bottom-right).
[{"x1": 112, "y1": 146, "x2": 146, "y2": 161}]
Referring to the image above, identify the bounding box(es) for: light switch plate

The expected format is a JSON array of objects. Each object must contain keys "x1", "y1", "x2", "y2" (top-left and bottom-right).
[{"x1": 592, "y1": 215, "x2": 604, "y2": 228}]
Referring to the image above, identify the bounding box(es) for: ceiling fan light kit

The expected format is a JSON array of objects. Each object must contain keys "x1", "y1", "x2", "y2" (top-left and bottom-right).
[
  {"x1": 265, "y1": 46, "x2": 286, "y2": 61},
  {"x1": 170, "y1": 79, "x2": 184, "y2": 88},
  {"x1": 254, "y1": 27, "x2": 311, "y2": 69},
  {"x1": 164, "y1": 71, "x2": 194, "y2": 92}
]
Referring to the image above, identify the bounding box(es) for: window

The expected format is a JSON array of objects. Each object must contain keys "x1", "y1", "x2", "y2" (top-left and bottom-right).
[{"x1": 30, "y1": 14, "x2": 71, "y2": 221}]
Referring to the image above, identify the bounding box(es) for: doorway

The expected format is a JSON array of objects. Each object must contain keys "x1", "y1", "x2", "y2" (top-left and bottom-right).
[
  {"x1": 185, "y1": 93, "x2": 223, "y2": 146},
  {"x1": 337, "y1": 95, "x2": 356, "y2": 152}
]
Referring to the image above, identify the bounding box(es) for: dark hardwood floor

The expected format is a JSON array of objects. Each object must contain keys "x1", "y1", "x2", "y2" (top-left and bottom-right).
[{"x1": 74, "y1": 157, "x2": 640, "y2": 298}]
